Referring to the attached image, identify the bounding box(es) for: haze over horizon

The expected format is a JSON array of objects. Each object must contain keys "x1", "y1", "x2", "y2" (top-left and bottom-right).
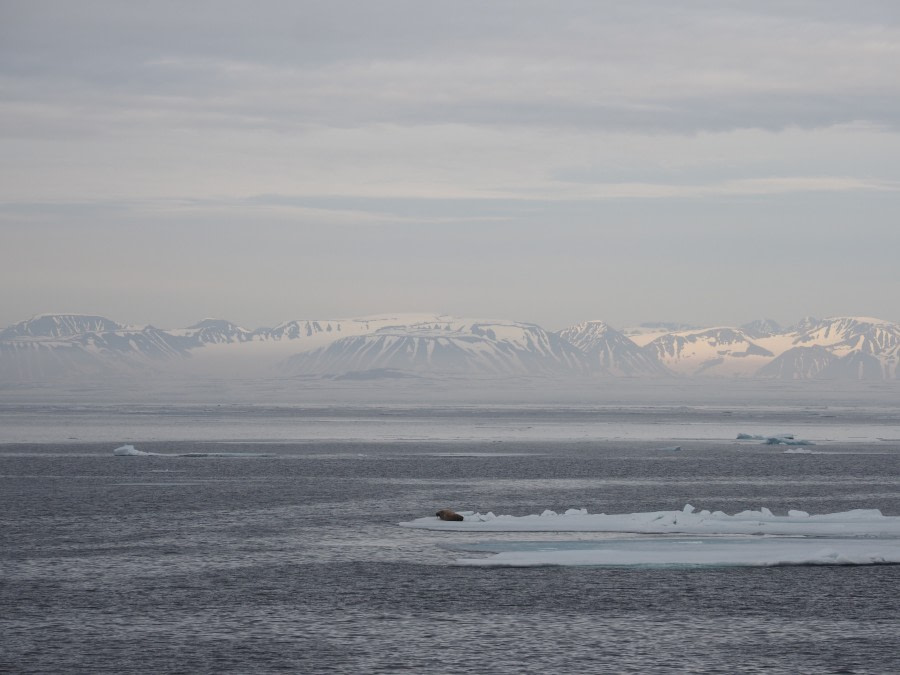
[
  {"x1": 2, "y1": 2, "x2": 899, "y2": 330},
  {"x1": 3, "y1": 308, "x2": 900, "y2": 335}
]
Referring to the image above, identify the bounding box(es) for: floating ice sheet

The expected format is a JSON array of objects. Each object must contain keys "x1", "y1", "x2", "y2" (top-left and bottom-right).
[
  {"x1": 452, "y1": 536, "x2": 900, "y2": 568},
  {"x1": 400, "y1": 504, "x2": 900, "y2": 537}
]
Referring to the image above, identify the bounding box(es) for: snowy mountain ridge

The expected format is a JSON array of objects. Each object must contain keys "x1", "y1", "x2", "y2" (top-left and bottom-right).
[
  {"x1": 285, "y1": 319, "x2": 593, "y2": 378},
  {"x1": 1, "y1": 312, "x2": 898, "y2": 382}
]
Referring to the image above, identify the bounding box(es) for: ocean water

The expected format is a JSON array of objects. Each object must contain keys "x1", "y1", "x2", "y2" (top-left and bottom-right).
[{"x1": 3, "y1": 405, "x2": 900, "y2": 673}]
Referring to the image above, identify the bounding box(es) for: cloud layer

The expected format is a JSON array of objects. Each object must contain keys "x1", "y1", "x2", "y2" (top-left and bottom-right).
[{"x1": 2, "y1": 1, "x2": 898, "y2": 328}]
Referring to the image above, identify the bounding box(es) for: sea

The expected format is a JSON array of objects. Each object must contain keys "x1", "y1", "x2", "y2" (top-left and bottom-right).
[{"x1": 3, "y1": 397, "x2": 900, "y2": 673}]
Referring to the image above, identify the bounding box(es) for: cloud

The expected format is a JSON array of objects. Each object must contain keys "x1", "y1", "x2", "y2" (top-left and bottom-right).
[
  {"x1": 3, "y1": 2, "x2": 900, "y2": 136},
  {"x1": 2, "y1": 1, "x2": 899, "y2": 327}
]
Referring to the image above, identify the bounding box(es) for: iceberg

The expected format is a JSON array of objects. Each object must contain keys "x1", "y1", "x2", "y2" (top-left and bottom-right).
[
  {"x1": 453, "y1": 536, "x2": 900, "y2": 568},
  {"x1": 399, "y1": 505, "x2": 900, "y2": 537}
]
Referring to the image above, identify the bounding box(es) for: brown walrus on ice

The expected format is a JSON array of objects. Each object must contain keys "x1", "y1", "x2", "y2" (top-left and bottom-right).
[{"x1": 436, "y1": 509, "x2": 464, "y2": 521}]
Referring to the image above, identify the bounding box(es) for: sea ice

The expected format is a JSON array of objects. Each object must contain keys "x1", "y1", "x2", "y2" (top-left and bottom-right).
[
  {"x1": 399, "y1": 505, "x2": 900, "y2": 537},
  {"x1": 113, "y1": 444, "x2": 149, "y2": 456},
  {"x1": 764, "y1": 437, "x2": 815, "y2": 446},
  {"x1": 452, "y1": 536, "x2": 900, "y2": 568},
  {"x1": 737, "y1": 432, "x2": 814, "y2": 446},
  {"x1": 112, "y1": 444, "x2": 269, "y2": 458}
]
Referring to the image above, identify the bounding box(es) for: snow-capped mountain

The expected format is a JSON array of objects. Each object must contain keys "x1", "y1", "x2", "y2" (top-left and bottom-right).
[
  {"x1": 0, "y1": 339, "x2": 112, "y2": 380},
  {"x1": 773, "y1": 317, "x2": 900, "y2": 379},
  {"x1": 179, "y1": 319, "x2": 256, "y2": 346},
  {"x1": 643, "y1": 327, "x2": 774, "y2": 377},
  {"x1": 2, "y1": 312, "x2": 899, "y2": 382},
  {"x1": 790, "y1": 317, "x2": 900, "y2": 353},
  {"x1": 756, "y1": 345, "x2": 836, "y2": 380},
  {"x1": 0, "y1": 314, "x2": 125, "y2": 340},
  {"x1": 555, "y1": 321, "x2": 670, "y2": 376},
  {"x1": 740, "y1": 319, "x2": 783, "y2": 339},
  {"x1": 0, "y1": 318, "x2": 197, "y2": 381},
  {"x1": 284, "y1": 319, "x2": 592, "y2": 378}
]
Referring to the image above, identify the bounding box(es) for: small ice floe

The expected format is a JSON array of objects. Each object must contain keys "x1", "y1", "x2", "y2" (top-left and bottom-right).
[
  {"x1": 737, "y1": 433, "x2": 814, "y2": 446},
  {"x1": 764, "y1": 437, "x2": 814, "y2": 446},
  {"x1": 783, "y1": 448, "x2": 815, "y2": 454},
  {"x1": 113, "y1": 444, "x2": 269, "y2": 458},
  {"x1": 426, "y1": 453, "x2": 543, "y2": 458},
  {"x1": 656, "y1": 446, "x2": 682, "y2": 452},
  {"x1": 113, "y1": 444, "x2": 150, "y2": 456}
]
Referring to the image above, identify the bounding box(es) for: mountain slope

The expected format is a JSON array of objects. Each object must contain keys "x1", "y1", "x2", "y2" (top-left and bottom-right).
[
  {"x1": 770, "y1": 317, "x2": 900, "y2": 379},
  {"x1": 644, "y1": 327, "x2": 774, "y2": 376},
  {"x1": 284, "y1": 319, "x2": 593, "y2": 377},
  {"x1": 3, "y1": 312, "x2": 900, "y2": 382},
  {"x1": 740, "y1": 319, "x2": 783, "y2": 339},
  {"x1": 0, "y1": 314, "x2": 125, "y2": 340},
  {"x1": 756, "y1": 346, "x2": 836, "y2": 379},
  {"x1": 556, "y1": 321, "x2": 670, "y2": 376}
]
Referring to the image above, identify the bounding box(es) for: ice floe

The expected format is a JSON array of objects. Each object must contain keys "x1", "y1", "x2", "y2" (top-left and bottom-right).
[
  {"x1": 113, "y1": 444, "x2": 149, "y2": 456},
  {"x1": 399, "y1": 504, "x2": 900, "y2": 537},
  {"x1": 113, "y1": 444, "x2": 270, "y2": 458},
  {"x1": 452, "y1": 537, "x2": 900, "y2": 567},
  {"x1": 737, "y1": 433, "x2": 815, "y2": 446}
]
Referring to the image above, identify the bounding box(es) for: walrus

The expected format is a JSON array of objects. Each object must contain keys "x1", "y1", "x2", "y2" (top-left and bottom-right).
[{"x1": 436, "y1": 508, "x2": 464, "y2": 522}]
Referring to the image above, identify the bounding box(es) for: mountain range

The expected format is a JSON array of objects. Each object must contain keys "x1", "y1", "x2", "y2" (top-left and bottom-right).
[{"x1": 1, "y1": 313, "x2": 898, "y2": 382}]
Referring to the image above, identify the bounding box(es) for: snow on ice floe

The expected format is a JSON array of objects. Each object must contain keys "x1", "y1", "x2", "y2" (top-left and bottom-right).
[
  {"x1": 112, "y1": 444, "x2": 270, "y2": 458},
  {"x1": 114, "y1": 444, "x2": 149, "y2": 456},
  {"x1": 452, "y1": 537, "x2": 900, "y2": 568},
  {"x1": 399, "y1": 504, "x2": 900, "y2": 537}
]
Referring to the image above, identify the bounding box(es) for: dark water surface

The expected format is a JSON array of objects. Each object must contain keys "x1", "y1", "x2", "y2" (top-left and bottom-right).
[{"x1": 3, "y1": 439, "x2": 900, "y2": 673}]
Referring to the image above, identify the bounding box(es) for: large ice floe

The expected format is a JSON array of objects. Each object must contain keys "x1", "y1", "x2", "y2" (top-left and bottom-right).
[
  {"x1": 451, "y1": 537, "x2": 900, "y2": 567},
  {"x1": 400, "y1": 505, "x2": 900, "y2": 567},
  {"x1": 400, "y1": 504, "x2": 900, "y2": 536}
]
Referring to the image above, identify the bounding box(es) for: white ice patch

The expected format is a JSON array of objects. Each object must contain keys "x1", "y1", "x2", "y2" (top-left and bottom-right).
[
  {"x1": 112, "y1": 444, "x2": 269, "y2": 458},
  {"x1": 113, "y1": 444, "x2": 148, "y2": 456},
  {"x1": 453, "y1": 537, "x2": 900, "y2": 568},
  {"x1": 399, "y1": 505, "x2": 900, "y2": 537},
  {"x1": 425, "y1": 453, "x2": 545, "y2": 458}
]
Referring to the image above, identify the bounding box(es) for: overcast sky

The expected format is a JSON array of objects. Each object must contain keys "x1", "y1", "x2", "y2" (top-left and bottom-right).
[{"x1": 2, "y1": 1, "x2": 899, "y2": 330}]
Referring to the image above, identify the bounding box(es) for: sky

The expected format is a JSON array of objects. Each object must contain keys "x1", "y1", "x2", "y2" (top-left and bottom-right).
[{"x1": 2, "y1": 1, "x2": 899, "y2": 331}]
